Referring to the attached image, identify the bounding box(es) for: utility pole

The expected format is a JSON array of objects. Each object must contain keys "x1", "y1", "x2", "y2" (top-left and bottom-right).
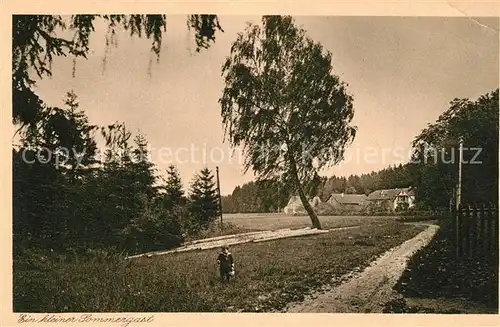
[
  {"x1": 455, "y1": 137, "x2": 464, "y2": 259},
  {"x1": 216, "y1": 166, "x2": 223, "y2": 228},
  {"x1": 449, "y1": 188, "x2": 455, "y2": 214},
  {"x1": 456, "y1": 137, "x2": 464, "y2": 211}
]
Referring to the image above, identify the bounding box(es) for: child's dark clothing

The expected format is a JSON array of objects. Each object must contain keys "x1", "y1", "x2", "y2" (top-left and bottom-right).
[{"x1": 217, "y1": 250, "x2": 234, "y2": 281}]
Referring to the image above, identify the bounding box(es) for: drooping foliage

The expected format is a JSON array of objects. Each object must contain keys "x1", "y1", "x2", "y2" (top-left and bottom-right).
[
  {"x1": 220, "y1": 16, "x2": 356, "y2": 228},
  {"x1": 13, "y1": 14, "x2": 223, "y2": 133}
]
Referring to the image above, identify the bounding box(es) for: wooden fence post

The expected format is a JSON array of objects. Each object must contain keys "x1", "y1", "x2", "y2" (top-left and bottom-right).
[
  {"x1": 479, "y1": 203, "x2": 486, "y2": 253},
  {"x1": 462, "y1": 203, "x2": 470, "y2": 257},
  {"x1": 486, "y1": 203, "x2": 493, "y2": 253},
  {"x1": 493, "y1": 204, "x2": 499, "y2": 264},
  {"x1": 472, "y1": 203, "x2": 484, "y2": 255},
  {"x1": 469, "y1": 204, "x2": 475, "y2": 257},
  {"x1": 454, "y1": 202, "x2": 498, "y2": 263},
  {"x1": 466, "y1": 204, "x2": 472, "y2": 257}
]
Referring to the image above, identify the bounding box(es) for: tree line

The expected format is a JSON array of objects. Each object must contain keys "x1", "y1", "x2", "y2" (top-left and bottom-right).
[
  {"x1": 222, "y1": 88, "x2": 499, "y2": 214},
  {"x1": 221, "y1": 163, "x2": 415, "y2": 213},
  {"x1": 12, "y1": 14, "x2": 225, "y2": 256},
  {"x1": 13, "y1": 92, "x2": 220, "y2": 256}
]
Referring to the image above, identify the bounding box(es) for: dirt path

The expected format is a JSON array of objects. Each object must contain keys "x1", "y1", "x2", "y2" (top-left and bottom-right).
[
  {"x1": 125, "y1": 227, "x2": 331, "y2": 259},
  {"x1": 126, "y1": 224, "x2": 381, "y2": 260},
  {"x1": 286, "y1": 223, "x2": 439, "y2": 313}
]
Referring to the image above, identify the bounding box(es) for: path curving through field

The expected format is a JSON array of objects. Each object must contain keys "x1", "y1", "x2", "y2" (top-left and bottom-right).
[
  {"x1": 286, "y1": 223, "x2": 439, "y2": 313},
  {"x1": 125, "y1": 224, "x2": 385, "y2": 260}
]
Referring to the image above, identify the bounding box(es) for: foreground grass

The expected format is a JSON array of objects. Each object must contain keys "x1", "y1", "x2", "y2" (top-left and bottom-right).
[
  {"x1": 14, "y1": 222, "x2": 424, "y2": 312},
  {"x1": 385, "y1": 219, "x2": 498, "y2": 314}
]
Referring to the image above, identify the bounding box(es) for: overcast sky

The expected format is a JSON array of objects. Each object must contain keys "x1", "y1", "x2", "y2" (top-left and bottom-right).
[{"x1": 33, "y1": 16, "x2": 499, "y2": 195}]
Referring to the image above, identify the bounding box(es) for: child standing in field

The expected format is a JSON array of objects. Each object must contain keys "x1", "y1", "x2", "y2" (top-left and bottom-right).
[{"x1": 217, "y1": 245, "x2": 234, "y2": 282}]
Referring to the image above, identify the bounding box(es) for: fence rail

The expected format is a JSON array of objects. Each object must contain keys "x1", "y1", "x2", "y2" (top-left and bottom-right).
[{"x1": 454, "y1": 203, "x2": 498, "y2": 258}]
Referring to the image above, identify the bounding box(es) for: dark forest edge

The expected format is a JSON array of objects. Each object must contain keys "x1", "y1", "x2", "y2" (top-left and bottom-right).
[
  {"x1": 13, "y1": 91, "x2": 223, "y2": 257},
  {"x1": 13, "y1": 14, "x2": 225, "y2": 259}
]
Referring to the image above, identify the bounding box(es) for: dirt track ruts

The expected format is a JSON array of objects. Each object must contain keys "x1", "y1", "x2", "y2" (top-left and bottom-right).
[{"x1": 286, "y1": 223, "x2": 439, "y2": 313}]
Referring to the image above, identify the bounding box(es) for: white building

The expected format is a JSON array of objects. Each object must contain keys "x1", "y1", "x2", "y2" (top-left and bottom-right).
[{"x1": 283, "y1": 195, "x2": 322, "y2": 214}]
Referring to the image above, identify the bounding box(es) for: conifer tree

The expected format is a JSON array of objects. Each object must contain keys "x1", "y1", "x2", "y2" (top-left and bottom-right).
[
  {"x1": 162, "y1": 165, "x2": 185, "y2": 210},
  {"x1": 131, "y1": 132, "x2": 158, "y2": 200},
  {"x1": 61, "y1": 90, "x2": 98, "y2": 180},
  {"x1": 159, "y1": 165, "x2": 189, "y2": 238},
  {"x1": 189, "y1": 168, "x2": 219, "y2": 231}
]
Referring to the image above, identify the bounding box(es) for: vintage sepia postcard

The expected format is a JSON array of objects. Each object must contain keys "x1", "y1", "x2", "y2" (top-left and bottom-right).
[{"x1": 1, "y1": 1, "x2": 499, "y2": 327}]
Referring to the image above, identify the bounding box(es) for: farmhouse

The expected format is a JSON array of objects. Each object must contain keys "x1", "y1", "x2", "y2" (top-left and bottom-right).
[
  {"x1": 283, "y1": 195, "x2": 322, "y2": 215},
  {"x1": 367, "y1": 187, "x2": 415, "y2": 211},
  {"x1": 326, "y1": 193, "x2": 368, "y2": 210}
]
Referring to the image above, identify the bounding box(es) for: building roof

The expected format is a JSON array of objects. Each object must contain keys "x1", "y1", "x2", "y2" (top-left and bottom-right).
[
  {"x1": 367, "y1": 187, "x2": 414, "y2": 201},
  {"x1": 328, "y1": 193, "x2": 368, "y2": 205}
]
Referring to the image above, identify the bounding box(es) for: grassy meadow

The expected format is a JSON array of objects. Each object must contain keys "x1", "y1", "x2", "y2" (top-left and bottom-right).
[
  {"x1": 14, "y1": 220, "x2": 425, "y2": 312},
  {"x1": 222, "y1": 213, "x2": 398, "y2": 231}
]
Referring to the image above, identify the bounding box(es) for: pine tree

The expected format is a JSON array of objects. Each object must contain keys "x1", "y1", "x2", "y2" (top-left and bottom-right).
[
  {"x1": 98, "y1": 123, "x2": 140, "y2": 248},
  {"x1": 119, "y1": 132, "x2": 162, "y2": 253},
  {"x1": 61, "y1": 90, "x2": 98, "y2": 180},
  {"x1": 155, "y1": 165, "x2": 189, "y2": 240},
  {"x1": 189, "y1": 168, "x2": 219, "y2": 231},
  {"x1": 13, "y1": 91, "x2": 102, "y2": 252},
  {"x1": 162, "y1": 165, "x2": 185, "y2": 210},
  {"x1": 131, "y1": 132, "x2": 157, "y2": 200}
]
